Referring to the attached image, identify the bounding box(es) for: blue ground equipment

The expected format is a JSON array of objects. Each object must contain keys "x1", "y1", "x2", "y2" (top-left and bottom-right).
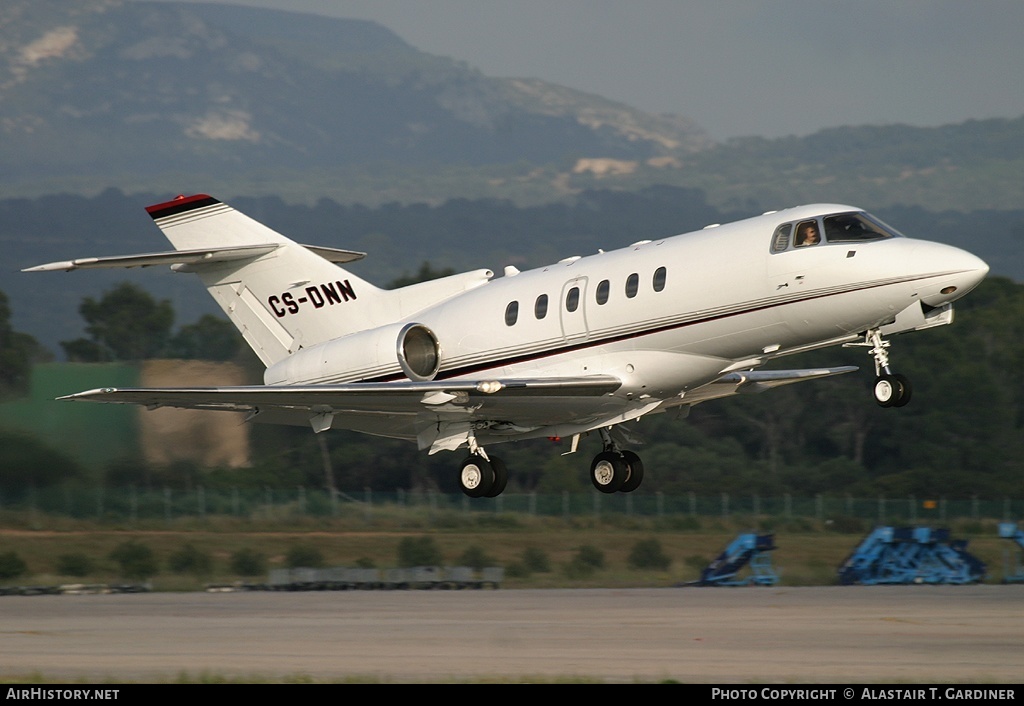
[
  {"x1": 694, "y1": 533, "x2": 779, "y2": 586},
  {"x1": 998, "y1": 522, "x2": 1024, "y2": 584},
  {"x1": 838, "y1": 526, "x2": 986, "y2": 585}
]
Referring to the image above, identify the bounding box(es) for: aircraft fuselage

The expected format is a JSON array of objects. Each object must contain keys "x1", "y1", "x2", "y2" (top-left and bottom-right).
[{"x1": 271, "y1": 204, "x2": 987, "y2": 420}]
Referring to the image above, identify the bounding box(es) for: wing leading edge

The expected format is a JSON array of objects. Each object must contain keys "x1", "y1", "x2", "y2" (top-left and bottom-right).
[
  {"x1": 56, "y1": 366, "x2": 856, "y2": 433},
  {"x1": 59, "y1": 376, "x2": 623, "y2": 413}
]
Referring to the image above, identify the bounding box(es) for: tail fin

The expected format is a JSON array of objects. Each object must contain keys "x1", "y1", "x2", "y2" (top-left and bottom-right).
[{"x1": 147, "y1": 194, "x2": 388, "y2": 366}]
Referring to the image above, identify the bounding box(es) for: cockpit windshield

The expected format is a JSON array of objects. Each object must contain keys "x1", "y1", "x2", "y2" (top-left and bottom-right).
[
  {"x1": 823, "y1": 212, "x2": 901, "y2": 242},
  {"x1": 770, "y1": 211, "x2": 902, "y2": 253}
]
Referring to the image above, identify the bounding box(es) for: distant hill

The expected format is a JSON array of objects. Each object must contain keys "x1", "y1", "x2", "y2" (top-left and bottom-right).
[
  {"x1": 0, "y1": 0, "x2": 709, "y2": 193},
  {"x1": 1, "y1": 0, "x2": 1022, "y2": 213}
]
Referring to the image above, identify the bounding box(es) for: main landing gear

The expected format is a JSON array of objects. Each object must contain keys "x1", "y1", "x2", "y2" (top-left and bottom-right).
[
  {"x1": 589, "y1": 428, "x2": 644, "y2": 494},
  {"x1": 457, "y1": 427, "x2": 645, "y2": 498},
  {"x1": 458, "y1": 453, "x2": 508, "y2": 498},
  {"x1": 850, "y1": 329, "x2": 912, "y2": 408}
]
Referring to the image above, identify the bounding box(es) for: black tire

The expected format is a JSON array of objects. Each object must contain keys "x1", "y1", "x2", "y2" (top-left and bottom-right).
[
  {"x1": 590, "y1": 451, "x2": 628, "y2": 493},
  {"x1": 459, "y1": 455, "x2": 495, "y2": 498},
  {"x1": 892, "y1": 373, "x2": 912, "y2": 407},
  {"x1": 619, "y1": 450, "x2": 645, "y2": 493},
  {"x1": 485, "y1": 455, "x2": 508, "y2": 497}
]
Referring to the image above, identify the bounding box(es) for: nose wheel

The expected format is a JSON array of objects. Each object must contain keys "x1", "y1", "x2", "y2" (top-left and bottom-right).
[
  {"x1": 873, "y1": 373, "x2": 912, "y2": 408},
  {"x1": 849, "y1": 329, "x2": 913, "y2": 408}
]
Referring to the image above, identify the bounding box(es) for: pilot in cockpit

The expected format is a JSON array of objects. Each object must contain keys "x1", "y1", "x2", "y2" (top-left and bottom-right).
[{"x1": 795, "y1": 221, "x2": 820, "y2": 247}]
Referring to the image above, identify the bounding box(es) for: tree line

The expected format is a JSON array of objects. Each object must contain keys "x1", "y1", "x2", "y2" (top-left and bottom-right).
[{"x1": 2, "y1": 271, "x2": 1021, "y2": 500}]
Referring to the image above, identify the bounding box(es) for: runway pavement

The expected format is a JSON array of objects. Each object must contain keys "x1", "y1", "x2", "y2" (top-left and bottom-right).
[{"x1": 0, "y1": 585, "x2": 1021, "y2": 683}]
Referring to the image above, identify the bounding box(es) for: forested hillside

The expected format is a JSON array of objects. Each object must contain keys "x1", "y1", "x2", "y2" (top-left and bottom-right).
[{"x1": 6, "y1": 187, "x2": 1023, "y2": 355}]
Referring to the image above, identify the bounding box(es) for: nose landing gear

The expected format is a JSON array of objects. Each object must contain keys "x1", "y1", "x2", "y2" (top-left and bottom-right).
[{"x1": 849, "y1": 329, "x2": 913, "y2": 408}]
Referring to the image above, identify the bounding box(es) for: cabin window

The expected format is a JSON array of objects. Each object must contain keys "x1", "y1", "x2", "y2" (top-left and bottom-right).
[
  {"x1": 653, "y1": 267, "x2": 667, "y2": 292},
  {"x1": 824, "y1": 212, "x2": 897, "y2": 242},
  {"x1": 795, "y1": 220, "x2": 821, "y2": 247},
  {"x1": 535, "y1": 294, "x2": 548, "y2": 319},
  {"x1": 504, "y1": 301, "x2": 519, "y2": 326},
  {"x1": 565, "y1": 286, "x2": 580, "y2": 312},
  {"x1": 596, "y1": 279, "x2": 610, "y2": 305},
  {"x1": 625, "y1": 273, "x2": 639, "y2": 298},
  {"x1": 770, "y1": 223, "x2": 792, "y2": 252}
]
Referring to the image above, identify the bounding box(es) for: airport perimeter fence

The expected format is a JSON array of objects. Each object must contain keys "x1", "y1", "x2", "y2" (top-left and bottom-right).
[{"x1": 0, "y1": 485, "x2": 1019, "y2": 528}]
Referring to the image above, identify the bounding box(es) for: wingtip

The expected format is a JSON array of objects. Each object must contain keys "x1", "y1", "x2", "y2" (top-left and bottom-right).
[
  {"x1": 57, "y1": 387, "x2": 116, "y2": 401},
  {"x1": 23, "y1": 261, "x2": 76, "y2": 273}
]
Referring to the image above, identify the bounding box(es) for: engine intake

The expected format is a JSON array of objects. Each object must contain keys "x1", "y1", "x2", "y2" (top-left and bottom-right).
[{"x1": 397, "y1": 323, "x2": 441, "y2": 381}]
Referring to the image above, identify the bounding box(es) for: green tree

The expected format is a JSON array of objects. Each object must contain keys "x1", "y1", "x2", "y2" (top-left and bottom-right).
[
  {"x1": 230, "y1": 548, "x2": 266, "y2": 577},
  {"x1": 56, "y1": 553, "x2": 95, "y2": 577},
  {"x1": 397, "y1": 536, "x2": 443, "y2": 567},
  {"x1": 0, "y1": 430, "x2": 83, "y2": 492},
  {"x1": 285, "y1": 544, "x2": 324, "y2": 569},
  {"x1": 167, "y1": 314, "x2": 241, "y2": 361},
  {"x1": 109, "y1": 540, "x2": 158, "y2": 581},
  {"x1": 61, "y1": 282, "x2": 174, "y2": 361},
  {"x1": 0, "y1": 290, "x2": 45, "y2": 399},
  {"x1": 521, "y1": 546, "x2": 551, "y2": 573},
  {"x1": 628, "y1": 539, "x2": 671, "y2": 570},
  {"x1": 168, "y1": 543, "x2": 213, "y2": 577},
  {"x1": 0, "y1": 551, "x2": 27, "y2": 581},
  {"x1": 458, "y1": 545, "x2": 495, "y2": 571}
]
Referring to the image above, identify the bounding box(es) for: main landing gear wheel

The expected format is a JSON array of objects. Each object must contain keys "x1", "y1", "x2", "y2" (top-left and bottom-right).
[
  {"x1": 874, "y1": 373, "x2": 912, "y2": 408},
  {"x1": 590, "y1": 451, "x2": 629, "y2": 494},
  {"x1": 619, "y1": 450, "x2": 645, "y2": 493},
  {"x1": 458, "y1": 454, "x2": 508, "y2": 498},
  {"x1": 484, "y1": 455, "x2": 508, "y2": 498}
]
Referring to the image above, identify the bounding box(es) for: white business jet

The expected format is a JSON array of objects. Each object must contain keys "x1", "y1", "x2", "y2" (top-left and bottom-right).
[{"x1": 26, "y1": 195, "x2": 988, "y2": 497}]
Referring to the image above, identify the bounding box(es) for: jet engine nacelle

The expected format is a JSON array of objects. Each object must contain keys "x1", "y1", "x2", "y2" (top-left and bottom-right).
[{"x1": 264, "y1": 322, "x2": 441, "y2": 385}]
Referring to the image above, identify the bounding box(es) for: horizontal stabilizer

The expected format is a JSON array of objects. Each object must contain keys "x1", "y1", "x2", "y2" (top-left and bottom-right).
[{"x1": 22, "y1": 244, "x2": 364, "y2": 273}]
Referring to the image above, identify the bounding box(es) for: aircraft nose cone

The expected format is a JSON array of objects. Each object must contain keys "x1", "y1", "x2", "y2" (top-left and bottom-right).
[{"x1": 916, "y1": 242, "x2": 989, "y2": 306}]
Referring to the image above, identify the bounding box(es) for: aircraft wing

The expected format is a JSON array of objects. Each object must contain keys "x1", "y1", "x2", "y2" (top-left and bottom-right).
[
  {"x1": 681, "y1": 366, "x2": 858, "y2": 406},
  {"x1": 58, "y1": 376, "x2": 623, "y2": 432}
]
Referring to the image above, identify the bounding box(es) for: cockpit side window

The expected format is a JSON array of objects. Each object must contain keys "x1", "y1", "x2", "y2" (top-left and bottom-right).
[
  {"x1": 770, "y1": 224, "x2": 792, "y2": 253},
  {"x1": 824, "y1": 212, "x2": 897, "y2": 242},
  {"x1": 794, "y1": 220, "x2": 822, "y2": 247}
]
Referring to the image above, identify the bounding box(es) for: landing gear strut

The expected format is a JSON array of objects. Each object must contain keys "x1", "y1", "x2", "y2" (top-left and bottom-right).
[
  {"x1": 849, "y1": 329, "x2": 912, "y2": 408},
  {"x1": 590, "y1": 428, "x2": 644, "y2": 494}
]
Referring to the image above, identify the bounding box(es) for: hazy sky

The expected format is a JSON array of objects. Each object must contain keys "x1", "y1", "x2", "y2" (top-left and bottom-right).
[{"x1": 173, "y1": 1, "x2": 1024, "y2": 140}]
